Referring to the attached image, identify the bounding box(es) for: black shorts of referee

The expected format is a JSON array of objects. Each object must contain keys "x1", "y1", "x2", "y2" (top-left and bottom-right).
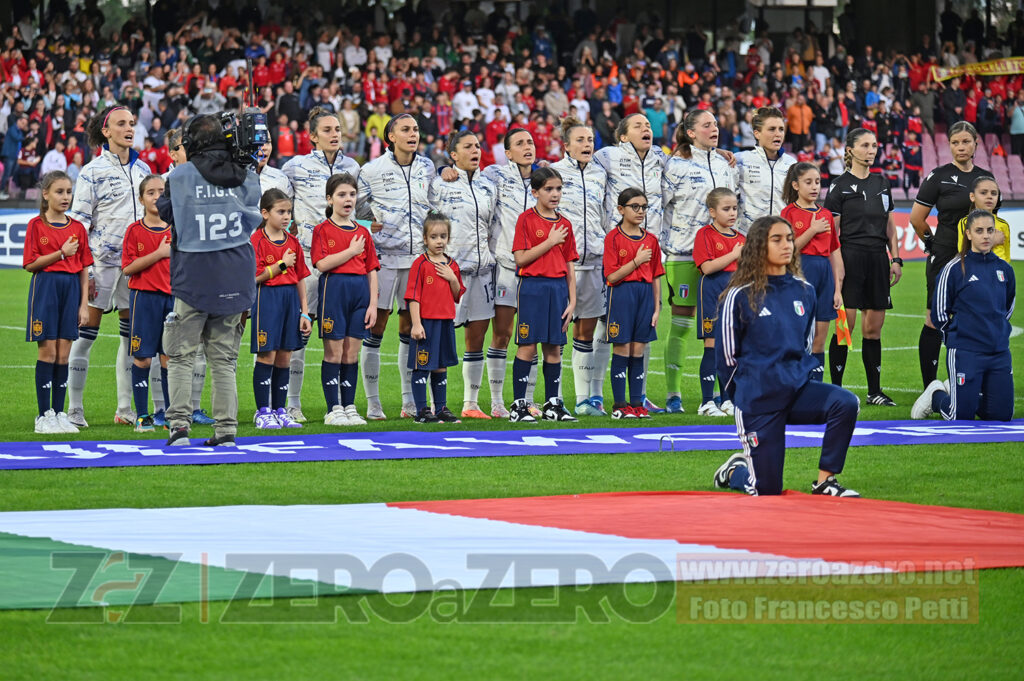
[{"x1": 840, "y1": 245, "x2": 893, "y2": 311}]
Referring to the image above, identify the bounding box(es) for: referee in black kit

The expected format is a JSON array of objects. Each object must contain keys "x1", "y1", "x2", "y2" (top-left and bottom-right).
[
  {"x1": 908, "y1": 121, "x2": 992, "y2": 388},
  {"x1": 823, "y1": 128, "x2": 902, "y2": 406}
]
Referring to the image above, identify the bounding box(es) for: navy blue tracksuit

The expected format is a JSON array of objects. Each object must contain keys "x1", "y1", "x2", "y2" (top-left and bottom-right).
[
  {"x1": 717, "y1": 274, "x2": 860, "y2": 495},
  {"x1": 932, "y1": 251, "x2": 1016, "y2": 420}
]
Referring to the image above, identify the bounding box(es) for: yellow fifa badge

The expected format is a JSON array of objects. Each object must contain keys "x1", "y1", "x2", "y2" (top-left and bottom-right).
[
  {"x1": 322, "y1": 317, "x2": 334, "y2": 334},
  {"x1": 518, "y1": 322, "x2": 529, "y2": 338},
  {"x1": 608, "y1": 321, "x2": 620, "y2": 338},
  {"x1": 32, "y1": 319, "x2": 43, "y2": 337},
  {"x1": 417, "y1": 348, "x2": 429, "y2": 366},
  {"x1": 257, "y1": 330, "x2": 268, "y2": 347},
  {"x1": 703, "y1": 318, "x2": 714, "y2": 335},
  {"x1": 130, "y1": 335, "x2": 142, "y2": 353}
]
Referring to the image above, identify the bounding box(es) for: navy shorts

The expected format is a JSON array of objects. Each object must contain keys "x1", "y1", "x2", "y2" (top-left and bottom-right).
[
  {"x1": 516, "y1": 276, "x2": 569, "y2": 346},
  {"x1": 800, "y1": 254, "x2": 837, "y2": 322},
  {"x1": 605, "y1": 280, "x2": 657, "y2": 344},
  {"x1": 129, "y1": 289, "x2": 174, "y2": 358},
  {"x1": 26, "y1": 271, "x2": 81, "y2": 342},
  {"x1": 251, "y1": 284, "x2": 303, "y2": 353},
  {"x1": 318, "y1": 273, "x2": 369, "y2": 340},
  {"x1": 408, "y1": 318, "x2": 459, "y2": 371},
  {"x1": 698, "y1": 270, "x2": 732, "y2": 339}
]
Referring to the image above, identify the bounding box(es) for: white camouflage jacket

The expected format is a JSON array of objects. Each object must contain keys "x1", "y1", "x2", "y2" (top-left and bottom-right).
[
  {"x1": 662, "y1": 149, "x2": 738, "y2": 257},
  {"x1": 429, "y1": 167, "x2": 498, "y2": 275},
  {"x1": 550, "y1": 154, "x2": 607, "y2": 269},
  {"x1": 282, "y1": 150, "x2": 361, "y2": 251},
  {"x1": 69, "y1": 147, "x2": 151, "y2": 267},
  {"x1": 258, "y1": 165, "x2": 293, "y2": 198},
  {"x1": 735, "y1": 146, "x2": 796, "y2": 234},
  {"x1": 482, "y1": 162, "x2": 535, "y2": 271},
  {"x1": 356, "y1": 150, "x2": 435, "y2": 269},
  {"x1": 593, "y1": 141, "x2": 668, "y2": 240}
]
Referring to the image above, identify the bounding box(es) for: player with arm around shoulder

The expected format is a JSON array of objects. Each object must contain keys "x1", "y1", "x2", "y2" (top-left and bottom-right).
[
  {"x1": 912, "y1": 210, "x2": 1016, "y2": 421},
  {"x1": 712, "y1": 217, "x2": 862, "y2": 498}
]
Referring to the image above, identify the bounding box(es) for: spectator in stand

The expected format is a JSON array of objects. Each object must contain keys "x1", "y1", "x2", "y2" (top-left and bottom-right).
[
  {"x1": 452, "y1": 80, "x2": 480, "y2": 122},
  {"x1": 1009, "y1": 89, "x2": 1024, "y2": 160},
  {"x1": 786, "y1": 93, "x2": 813, "y2": 152},
  {"x1": 41, "y1": 138, "x2": 68, "y2": 175}
]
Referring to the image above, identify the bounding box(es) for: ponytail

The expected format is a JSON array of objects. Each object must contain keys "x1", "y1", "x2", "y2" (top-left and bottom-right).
[
  {"x1": 672, "y1": 109, "x2": 714, "y2": 159},
  {"x1": 781, "y1": 162, "x2": 819, "y2": 205}
]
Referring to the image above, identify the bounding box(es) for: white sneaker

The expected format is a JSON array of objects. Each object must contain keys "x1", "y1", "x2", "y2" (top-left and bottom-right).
[
  {"x1": 35, "y1": 409, "x2": 60, "y2": 434},
  {"x1": 698, "y1": 401, "x2": 729, "y2": 417},
  {"x1": 286, "y1": 406, "x2": 307, "y2": 423},
  {"x1": 54, "y1": 412, "x2": 80, "y2": 433},
  {"x1": 366, "y1": 401, "x2": 386, "y2": 420},
  {"x1": 719, "y1": 400, "x2": 735, "y2": 416},
  {"x1": 114, "y1": 407, "x2": 136, "y2": 425},
  {"x1": 400, "y1": 402, "x2": 417, "y2": 418},
  {"x1": 344, "y1": 404, "x2": 367, "y2": 425},
  {"x1": 67, "y1": 407, "x2": 88, "y2": 428},
  {"x1": 274, "y1": 407, "x2": 303, "y2": 428},
  {"x1": 253, "y1": 407, "x2": 281, "y2": 429},
  {"x1": 324, "y1": 405, "x2": 351, "y2": 426},
  {"x1": 911, "y1": 380, "x2": 946, "y2": 419},
  {"x1": 490, "y1": 403, "x2": 510, "y2": 419}
]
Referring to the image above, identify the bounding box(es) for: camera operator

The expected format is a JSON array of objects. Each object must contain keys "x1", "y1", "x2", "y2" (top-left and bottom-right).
[{"x1": 158, "y1": 114, "x2": 262, "y2": 447}]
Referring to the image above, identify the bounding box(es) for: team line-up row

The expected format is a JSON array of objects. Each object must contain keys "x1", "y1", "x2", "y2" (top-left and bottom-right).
[{"x1": 21, "y1": 105, "x2": 1017, "y2": 435}]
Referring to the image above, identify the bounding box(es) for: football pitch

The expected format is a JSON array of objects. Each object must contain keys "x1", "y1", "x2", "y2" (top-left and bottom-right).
[{"x1": 1, "y1": 262, "x2": 1023, "y2": 680}]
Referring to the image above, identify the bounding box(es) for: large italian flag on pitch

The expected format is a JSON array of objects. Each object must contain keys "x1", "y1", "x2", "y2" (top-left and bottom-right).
[{"x1": 1, "y1": 492, "x2": 1022, "y2": 610}]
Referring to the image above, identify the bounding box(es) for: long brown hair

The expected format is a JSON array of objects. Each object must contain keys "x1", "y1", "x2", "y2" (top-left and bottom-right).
[
  {"x1": 722, "y1": 216, "x2": 802, "y2": 312},
  {"x1": 782, "y1": 162, "x2": 820, "y2": 205},
  {"x1": 959, "y1": 209, "x2": 993, "y2": 274},
  {"x1": 672, "y1": 109, "x2": 713, "y2": 159}
]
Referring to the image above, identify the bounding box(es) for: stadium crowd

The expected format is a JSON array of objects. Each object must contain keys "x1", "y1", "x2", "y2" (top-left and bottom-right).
[{"x1": 5, "y1": 2, "x2": 1024, "y2": 198}]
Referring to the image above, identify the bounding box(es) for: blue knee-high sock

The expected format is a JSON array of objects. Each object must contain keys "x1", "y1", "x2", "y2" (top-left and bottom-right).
[
  {"x1": 611, "y1": 354, "x2": 628, "y2": 405},
  {"x1": 431, "y1": 371, "x2": 447, "y2": 412},
  {"x1": 52, "y1": 363, "x2": 69, "y2": 413},
  {"x1": 340, "y1": 362, "x2": 358, "y2": 406},
  {"x1": 700, "y1": 346, "x2": 716, "y2": 403},
  {"x1": 412, "y1": 369, "x2": 430, "y2": 412},
  {"x1": 160, "y1": 366, "x2": 169, "y2": 412},
  {"x1": 321, "y1": 362, "x2": 341, "y2": 410},
  {"x1": 512, "y1": 357, "x2": 531, "y2": 401},
  {"x1": 271, "y1": 365, "x2": 289, "y2": 410},
  {"x1": 543, "y1": 360, "x2": 561, "y2": 402},
  {"x1": 35, "y1": 360, "x2": 54, "y2": 416},
  {"x1": 628, "y1": 355, "x2": 645, "y2": 406},
  {"x1": 811, "y1": 352, "x2": 825, "y2": 382},
  {"x1": 131, "y1": 364, "x2": 150, "y2": 417},
  {"x1": 253, "y1": 361, "x2": 273, "y2": 410}
]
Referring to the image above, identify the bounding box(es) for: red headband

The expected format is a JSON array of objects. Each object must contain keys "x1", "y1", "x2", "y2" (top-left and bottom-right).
[{"x1": 102, "y1": 106, "x2": 128, "y2": 129}]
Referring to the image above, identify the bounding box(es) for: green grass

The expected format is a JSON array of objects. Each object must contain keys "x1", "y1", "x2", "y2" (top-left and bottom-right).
[{"x1": 0, "y1": 262, "x2": 1022, "y2": 679}]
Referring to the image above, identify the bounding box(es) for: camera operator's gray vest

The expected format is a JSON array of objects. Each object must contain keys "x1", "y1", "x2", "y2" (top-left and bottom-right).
[{"x1": 168, "y1": 163, "x2": 262, "y2": 252}]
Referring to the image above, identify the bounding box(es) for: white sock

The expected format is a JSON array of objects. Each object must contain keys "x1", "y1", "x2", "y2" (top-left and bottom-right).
[
  {"x1": 486, "y1": 347, "x2": 507, "y2": 408},
  {"x1": 361, "y1": 334, "x2": 383, "y2": 407},
  {"x1": 68, "y1": 326, "x2": 98, "y2": 411},
  {"x1": 150, "y1": 362, "x2": 164, "y2": 412},
  {"x1": 592, "y1": 320, "x2": 612, "y2": 401},
  {"x1": 284, "y1": 347, "x2": 304, "y2": 409},
  {"x1": 572, "y1": 339, "x2": 594, "y2": 404},
  {"x1": 192, "y1": 347, "x2": 207, "y2": 411},
  {"x1": 116, "y1": 319, "x2": 132, "y2": 412},
  {"x1": 398, "y1": 334, "x2": 413, "y2": 406},
  {"x1": 462, "y1": 351, "x2": 484, "y2": 407},
  {"x1": 527, "y1": 357, "x2": 538, "y2": 403}
]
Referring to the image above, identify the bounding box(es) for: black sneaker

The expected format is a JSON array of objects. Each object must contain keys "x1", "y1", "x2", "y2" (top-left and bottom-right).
[
  {"x1": 435, "y1": 406, "x2": 462, "y2": 423},
  {"x1": 166, "y1": 426, "x2": 190, "y2": 446},
  {"x1": 811, "y1": 475, "x2": 860, "y2": 498},
  {"x1": 508, "y1": 399, "x2": 536, "y2": 423},
  {"x1": 713, "y1": 453, "x2": 747, "y2": 489},
  {"x1": 542, "y1": 398, "x2": 578, "y2": 422},
  {"x1": 414, "y1": 408, "x2": 440, "y2": 424},
  {"x1": 203, "y1": 433, "x2": 236, "y2": 447},
  {"x1": 866, "y1": 392, "x2": 897, "y2": 407}
]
